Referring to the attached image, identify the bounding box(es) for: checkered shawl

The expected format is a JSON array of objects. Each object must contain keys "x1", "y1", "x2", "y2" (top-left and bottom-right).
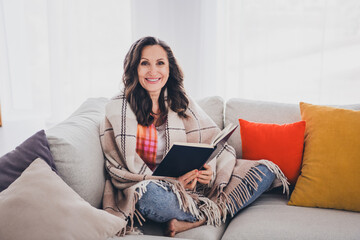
[{"x1": 100, "y1": 93, "x2": 289, "y2": 236}]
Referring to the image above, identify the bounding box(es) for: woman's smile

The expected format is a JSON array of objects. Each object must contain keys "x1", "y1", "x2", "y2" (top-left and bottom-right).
[{"x1": 145, "y1": 77, "x2": 161, "y2": 83}]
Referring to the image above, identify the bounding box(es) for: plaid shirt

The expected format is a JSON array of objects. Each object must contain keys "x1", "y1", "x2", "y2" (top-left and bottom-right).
[{"x1": 136, "y1": 123, "x2": 158, "y2": 171}]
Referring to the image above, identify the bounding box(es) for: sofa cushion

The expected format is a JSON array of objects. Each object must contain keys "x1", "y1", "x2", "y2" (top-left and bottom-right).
[
  {"x1": 289, "y1": 103, "x2": 360, "y2": 212},
  {"x1": 225, "y1": 99, "x2": 301, "y2": 159},
  {"x1": 197, "y1": 96, "x2": 224, "y2": 129},
  {"x1": 0, "y1": 130, "x2": 56, "y2": 192},
  {"x1": 46, "y1": 97, "x2": 109, "y2": 208},
  {"x1": 221, "y1": 192, "x2": 360, "y2": 240},
  {"x1": 0, "y1": 158, "x2": 123, "y2": 240},
  {"x1": 134, "y1": 219, "x2": 228, "y2": 240}
]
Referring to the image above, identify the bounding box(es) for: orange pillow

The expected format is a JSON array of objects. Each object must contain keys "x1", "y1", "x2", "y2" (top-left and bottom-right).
[
  {"x1": 288, "y1": 103, "x2": 360, "y2": 211},
  {"x1": 239, "y1": 119, "x2": 306, "y2": 185}
]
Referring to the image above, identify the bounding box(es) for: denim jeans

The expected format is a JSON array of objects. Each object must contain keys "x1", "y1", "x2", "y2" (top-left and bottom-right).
[{"x1": 136, "y1": 164, "x2": 275, "y2": 223}]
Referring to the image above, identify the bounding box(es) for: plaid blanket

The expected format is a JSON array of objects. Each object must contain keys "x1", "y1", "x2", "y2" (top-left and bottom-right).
[{"x1": 100, "y1": 93, "x2": 289, "y2": 235}]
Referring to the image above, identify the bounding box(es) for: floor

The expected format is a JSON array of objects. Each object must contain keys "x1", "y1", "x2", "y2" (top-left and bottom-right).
[{"x1": 0, "y1": 119, "x2": 46, "y2": 156}]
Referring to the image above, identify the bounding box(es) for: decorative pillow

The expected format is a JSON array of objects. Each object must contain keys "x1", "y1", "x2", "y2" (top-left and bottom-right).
[
  {"x1": 0, "y1": 158, "x2": 124, "y2": 240},
  {"x1": 46, "y1": 97, "x2": 109, "y2": 208},
  {"x1": 0, "y1": 130, "x2": 56, "y2": 192},
  {"x1": 288, "y1": 102, "x2": 360, "y2": 212},
  {"x1": 239, "y1": 119, "x2": 306, "y2": 185},
  {"x1": 226, "y1": 98, "x2": 302, "y2": 159}
]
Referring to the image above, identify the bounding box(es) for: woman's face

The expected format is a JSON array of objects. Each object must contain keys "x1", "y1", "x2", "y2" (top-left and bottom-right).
[{"x1": 137, "y1": 45, "x2": 169, "y2": 97}]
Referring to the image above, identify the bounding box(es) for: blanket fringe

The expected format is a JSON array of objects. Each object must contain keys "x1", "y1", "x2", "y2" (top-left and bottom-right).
[
  {"x1": 225, "y1": 160, "x2": 289, "y2": 217},
  {"x1": 163, "y1": 180, "x2": 203, "y2": 220},
  {"x1": 197, "y1": 196, "x2": 222, "y2": 226},
  {"x1": 258, "y1": 160, "x2": 290, "y2": 197}
]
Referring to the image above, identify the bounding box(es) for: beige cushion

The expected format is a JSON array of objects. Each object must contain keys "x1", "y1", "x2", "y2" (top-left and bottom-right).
[
  {"x1": 46, "y1": 97, "x2": 109, "y2": 208},
  {"x1": 0, "y1": 158, "x2": 124, "y2": 240}
]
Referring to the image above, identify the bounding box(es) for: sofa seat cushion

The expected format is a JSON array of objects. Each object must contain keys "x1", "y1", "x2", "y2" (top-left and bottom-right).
[
  {"x1": 123, "y1": 218, "x2": 228, "y2": 240},
  {"x1": 221, "y1": 192, "x2": 360, "y2": 240}
]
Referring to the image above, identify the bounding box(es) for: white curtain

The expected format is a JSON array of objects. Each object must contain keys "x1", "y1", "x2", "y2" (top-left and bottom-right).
[
  {"x1": 215, "y1": 0, "x2": 360, "y2": 104},
  {"x1": 0, "y1": 0, "x2": 132, "y2": 125},
  {"x1": 1, "y1": 0, "x2": 360, "y2": 127}
]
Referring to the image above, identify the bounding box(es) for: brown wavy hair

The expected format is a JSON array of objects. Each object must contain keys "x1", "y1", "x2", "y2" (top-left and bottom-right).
[{"x1": 123, "y1": 36, "x2": 189, "y2": 126}]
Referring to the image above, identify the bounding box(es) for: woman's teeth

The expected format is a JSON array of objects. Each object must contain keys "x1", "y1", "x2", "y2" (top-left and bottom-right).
[{"x1": 146, "y1": 78, "x2": 160, "y2": 82}]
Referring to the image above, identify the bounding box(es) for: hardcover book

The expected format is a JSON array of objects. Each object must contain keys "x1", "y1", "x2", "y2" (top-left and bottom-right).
[{"x1": 153, "y1": 123, "x2": 238, "y2": 177}]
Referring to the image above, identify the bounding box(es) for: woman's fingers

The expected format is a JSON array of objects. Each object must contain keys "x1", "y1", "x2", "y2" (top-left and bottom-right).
[
  {"x1": 188, "y1": 177, "x2": 197, "y2": 190},
  {"x1": 177, "y1": 165, "x2": 213, "y2": 187},
  {"x1": 178, "y1": 170, "x2": 197, "y2": 187},
  {"x1": 179, "y1": 169, "x2": 196, "y2": 180},
  {"x1": 197, "y1": 164, "x2": 212, "y2": 184}
]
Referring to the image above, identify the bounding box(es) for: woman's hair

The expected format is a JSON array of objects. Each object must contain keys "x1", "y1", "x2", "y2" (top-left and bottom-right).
[{"x1": 123, "y1": 36, "x2": 189, "y2": 126}]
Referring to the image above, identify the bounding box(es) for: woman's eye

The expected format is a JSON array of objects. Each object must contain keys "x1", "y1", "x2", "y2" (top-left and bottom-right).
[
  {"x1": 140, "y1": 61, "x2": 149, "y2": 66},
  {"x1": 157, "y1": 61, "x2": 165, "y2": 65}
]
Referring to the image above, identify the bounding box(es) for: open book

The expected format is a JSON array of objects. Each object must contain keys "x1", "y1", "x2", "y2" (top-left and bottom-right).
[{"x1": 153, "y1": 123, "x2": 238, "y2": 177}]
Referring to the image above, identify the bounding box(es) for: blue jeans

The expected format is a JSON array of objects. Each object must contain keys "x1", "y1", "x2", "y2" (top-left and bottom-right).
[{"x1": 136, "y1": 165, "x2": 275, "y2": 223}]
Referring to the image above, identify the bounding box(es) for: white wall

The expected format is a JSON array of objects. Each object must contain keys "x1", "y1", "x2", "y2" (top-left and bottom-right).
[{"x1": 131, "y1": 0, "x2": 218, "y2": 99}]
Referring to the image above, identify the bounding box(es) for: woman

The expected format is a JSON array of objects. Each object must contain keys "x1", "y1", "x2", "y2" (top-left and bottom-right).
[{"x1": 100, "y1": 36, "x2": 288, "y2": 237}]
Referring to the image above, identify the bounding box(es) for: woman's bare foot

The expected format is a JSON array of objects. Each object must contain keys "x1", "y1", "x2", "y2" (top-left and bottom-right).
[{"x1": 165, "y1": 218, "x2": 206, "y2": 237}]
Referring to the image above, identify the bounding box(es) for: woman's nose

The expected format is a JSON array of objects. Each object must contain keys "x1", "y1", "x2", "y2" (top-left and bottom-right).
[{"x1": 149, "y1": 65, "x2": 157, "y2": 75}]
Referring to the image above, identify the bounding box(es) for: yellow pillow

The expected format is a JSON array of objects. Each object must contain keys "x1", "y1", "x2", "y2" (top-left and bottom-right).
[{"x1": 288, "y1": 102, "x2": 360, "y2": 211}]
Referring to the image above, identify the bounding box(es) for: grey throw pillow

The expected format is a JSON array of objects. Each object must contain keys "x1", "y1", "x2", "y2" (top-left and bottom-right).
[{"x1": 0, "y1": 130, "x2": 56, "y2": 192}]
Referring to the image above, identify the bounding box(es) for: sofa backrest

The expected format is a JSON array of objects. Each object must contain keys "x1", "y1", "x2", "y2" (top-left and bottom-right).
[
  {"x1": 224, "y1": 98, "x2": 360, "y2": 159},
  {"x1": 196, "y1": 96, "x2": 224, "y2": 129},
  {"x1": 45, "y1": 96, "x2": 360, "y2": 207}
]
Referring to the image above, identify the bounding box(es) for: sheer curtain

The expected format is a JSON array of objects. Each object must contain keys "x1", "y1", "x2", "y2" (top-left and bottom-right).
[
  {"x1": 1, "y1": 0, "x2": 360, "y2": 128},
  {"x1": 0, "y1": 0, "x2": 132, "y2": 125},
  {"x1": 216, "y1": 0, "x2": 360, "y2": 104}
]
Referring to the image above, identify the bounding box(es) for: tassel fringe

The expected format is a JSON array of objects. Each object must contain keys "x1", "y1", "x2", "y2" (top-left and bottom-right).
[
  {"x1": 225, "y1": 160, "x2": 290, "y2": 217},
  {"x1": 258, "y1": 160, "x2": 290, "y2": 197}
]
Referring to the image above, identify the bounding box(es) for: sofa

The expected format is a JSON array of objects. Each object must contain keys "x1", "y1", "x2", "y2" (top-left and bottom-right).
[{"x1": 1, "y1": 96, "x2": 359, "y2": 240}]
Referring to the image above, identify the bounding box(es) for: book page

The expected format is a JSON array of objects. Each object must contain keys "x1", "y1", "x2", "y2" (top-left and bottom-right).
[
  {"x1": 211, "y1": 123, "x2": 237, "y2": 146},
  {"x1": 172, "y1": 142, "x2": 213, "y2": 148}
]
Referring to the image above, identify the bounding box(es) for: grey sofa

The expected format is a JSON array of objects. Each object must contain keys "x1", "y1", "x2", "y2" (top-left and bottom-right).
[{"x1": 45, "y1": 96, "x2": 360, "y2": 240}]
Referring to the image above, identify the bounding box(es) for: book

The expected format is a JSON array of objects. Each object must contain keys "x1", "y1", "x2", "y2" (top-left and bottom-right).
[{"x1": 153, "y1": 123, "x2": 238, "y2": 177}]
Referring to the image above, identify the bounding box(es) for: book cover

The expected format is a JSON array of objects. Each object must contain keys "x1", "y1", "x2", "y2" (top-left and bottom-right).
[{"x1": 153, "y1": 123, "x2": 237, "y2": 177}]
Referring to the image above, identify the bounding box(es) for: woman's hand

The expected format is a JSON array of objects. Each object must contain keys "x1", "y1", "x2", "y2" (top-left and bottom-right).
[
  {"x1": 197, "y1": 164, "x2": 212, "y2": 185},
  {"x1": 177, "y1": 164, "x2": 213, "y2": 190},
  {"x1": 177, "y1": 169, "x2": 198, "y2": 190}
]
